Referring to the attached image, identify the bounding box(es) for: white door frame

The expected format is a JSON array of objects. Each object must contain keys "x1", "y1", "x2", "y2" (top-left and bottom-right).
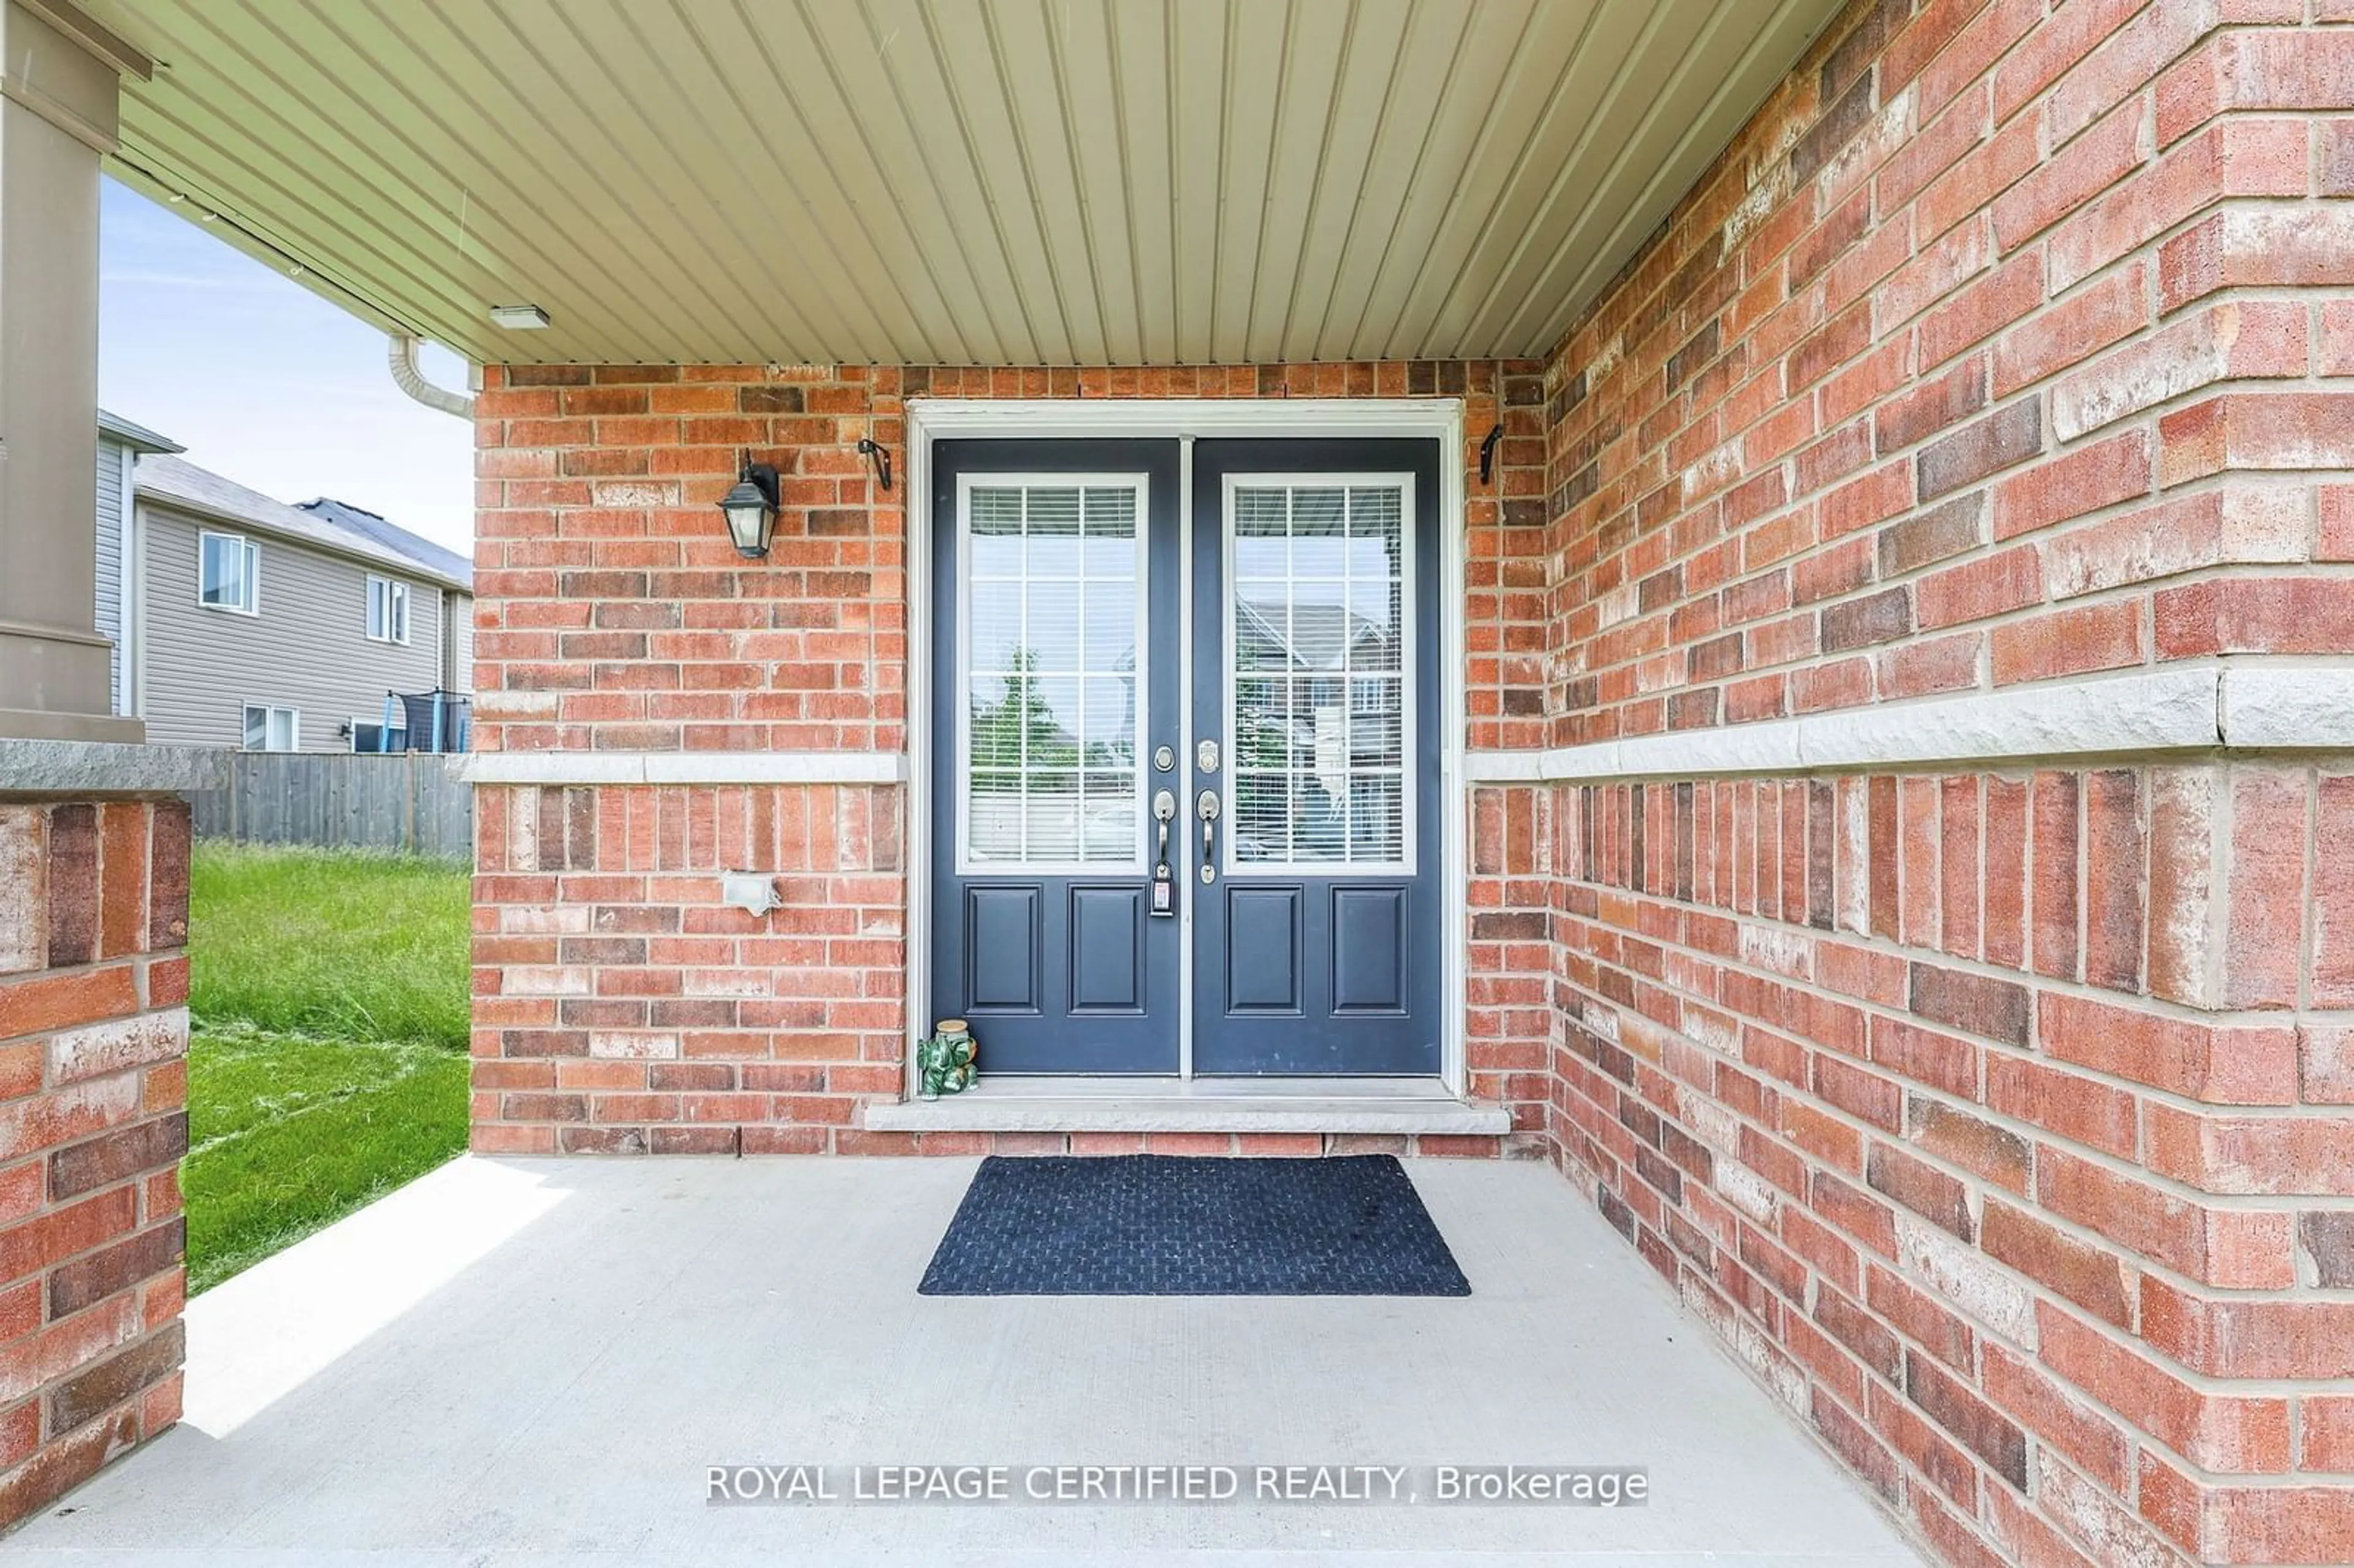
[{"x1": 902, "y1": 397, "x2": 1470, "y2": 1101}]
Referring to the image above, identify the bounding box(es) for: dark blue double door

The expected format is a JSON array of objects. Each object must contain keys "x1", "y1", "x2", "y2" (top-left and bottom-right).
[{"x1": 930, "y1": 436, "x2": 1441, "y2": 1077}]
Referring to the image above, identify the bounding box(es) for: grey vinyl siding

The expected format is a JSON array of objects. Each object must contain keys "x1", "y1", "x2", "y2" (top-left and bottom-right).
[
  {"x1": 95, "y1": 436, "x2": 126, "y2": 714},
  {"x1": 139, "y1": 503, "x2": 446, "y2": 751}
]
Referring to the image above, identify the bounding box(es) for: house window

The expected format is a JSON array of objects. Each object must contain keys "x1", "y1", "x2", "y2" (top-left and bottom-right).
[
  {"x1": 199, "y1": 531, "x2": 259, "y2": 614},
  {"x1": 348, "y1": 716, "x2": 408, "y2": 753},
  {"x1": 366, "y1": 576, "x2": 410, "y2": 643},
  {"x1": 242, "y1": 704, "x2": 299, "y2": 752}
]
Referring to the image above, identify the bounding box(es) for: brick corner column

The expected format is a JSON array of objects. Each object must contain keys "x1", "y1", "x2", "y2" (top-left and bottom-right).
[{"x1": 0, "y1": 748, "x2": 207, "y2": 1526}]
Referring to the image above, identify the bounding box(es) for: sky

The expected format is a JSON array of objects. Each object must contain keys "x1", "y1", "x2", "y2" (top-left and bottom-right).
[{"x1": 98, "y1": 177, "x2": 475, "y2": 557}]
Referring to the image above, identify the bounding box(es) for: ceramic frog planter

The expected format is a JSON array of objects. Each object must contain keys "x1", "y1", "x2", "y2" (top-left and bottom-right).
[{"x1": 917, "y1": 1020, "x2": 977, "y2": 1099}]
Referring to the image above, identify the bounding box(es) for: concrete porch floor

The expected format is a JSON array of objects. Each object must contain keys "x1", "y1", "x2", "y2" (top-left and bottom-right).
[{"x1": 0, "y1": 1156, "x2": 1921, "y2": 1566}]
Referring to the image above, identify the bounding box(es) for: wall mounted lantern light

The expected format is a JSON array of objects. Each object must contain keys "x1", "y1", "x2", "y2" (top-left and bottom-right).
[{"x1": 717, "y1": 455, "x2": 782, "y2": 558}]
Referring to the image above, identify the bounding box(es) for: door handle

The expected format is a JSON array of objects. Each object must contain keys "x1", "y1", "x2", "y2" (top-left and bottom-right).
[
  {"x1": 1196, "y1": 789, "x2": 1221, "y2": 884},
  {"x1": 1151, "y1": 790, "x2": 1177, "y2": 916}
]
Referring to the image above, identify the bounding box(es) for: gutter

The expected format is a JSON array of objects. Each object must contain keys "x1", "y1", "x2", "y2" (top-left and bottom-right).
[{"x1": 387, "y1": 333, "x2": 474, "y2": 419}]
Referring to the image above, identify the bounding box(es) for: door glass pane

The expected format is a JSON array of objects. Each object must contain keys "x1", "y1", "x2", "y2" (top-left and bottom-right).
[
  {"x1": 1024, "y1": 773, "x2": 1081, "y2": 863},
  {"x1": 967, "y1": 676, "x2": 1025, "y2": 770},
  {"x1": 1081, "y1": 769, "x2": 1136, "y2": 861},
  {"x1": 1347, "y1": 577, "x2": 1401, "y2": 670},
  {"x1": 970, "y1": 588, "x2": 1021, "y2": 672},
  {"x1": 1231, "y1": 772, "x2": 1292, "y2": 863},
  {"x1": 963, "y1": 481, "x2": 1143, "y2": 867},
  {"x1": 1227, "y1": 480, "x2": 1409, "y2": 867}
]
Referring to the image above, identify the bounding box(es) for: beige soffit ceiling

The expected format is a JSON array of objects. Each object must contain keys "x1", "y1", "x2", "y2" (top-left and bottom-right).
[{"x1": 83, "y1": 0, "x2": 1841, "y2": 367}]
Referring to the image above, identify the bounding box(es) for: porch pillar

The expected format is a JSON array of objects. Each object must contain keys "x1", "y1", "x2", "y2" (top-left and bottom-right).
[
  {"x1": 0, "y1": 0, "x2": 144, "y2": 744},
  {"x1": 0, "y1": 0, "x2": 207, "y2": 1529}
]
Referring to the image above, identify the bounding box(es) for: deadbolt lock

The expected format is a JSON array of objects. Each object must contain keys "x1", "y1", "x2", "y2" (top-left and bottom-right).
[{"x1": 1196, "y1": 739, "x2": 1221, "y2": 774}]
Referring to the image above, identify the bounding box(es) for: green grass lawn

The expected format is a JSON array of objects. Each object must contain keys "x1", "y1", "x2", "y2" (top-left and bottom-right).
[{"x1": 185, "y1": 844, "x2": 471, "y2": 1293}]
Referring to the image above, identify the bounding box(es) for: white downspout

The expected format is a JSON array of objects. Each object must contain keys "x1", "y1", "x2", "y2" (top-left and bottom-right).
[
  {"x1": 117, "y1": 444, "x2": 137, "y2": 717},
  {"x1": 386, "y1": 333, "x2": 474, "y2": 419}
]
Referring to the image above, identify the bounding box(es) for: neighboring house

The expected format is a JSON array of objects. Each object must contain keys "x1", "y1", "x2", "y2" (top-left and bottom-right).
[
  {"x1": 299, "y1": 497, "x2": 476, "y2": 699},
  {"x1": 93, "y1": 411, "x2": 473, "y2": 752}
]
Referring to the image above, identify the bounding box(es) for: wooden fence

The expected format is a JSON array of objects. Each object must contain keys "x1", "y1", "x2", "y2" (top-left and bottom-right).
[{"x1": 191, "y1": 750, "x2": 472, "y2": 859}]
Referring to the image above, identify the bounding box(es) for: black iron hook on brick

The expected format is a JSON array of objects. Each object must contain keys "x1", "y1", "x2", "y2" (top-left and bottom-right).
[
  {"x1": 856, "y1": 436, "x2": 893, "y2": 491},
  {"x1": 1479, "y1": 422, "x2": 1504, "y2": 485}
]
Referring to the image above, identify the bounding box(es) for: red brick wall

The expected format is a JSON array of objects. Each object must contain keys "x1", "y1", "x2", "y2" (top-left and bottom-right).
[
  {"x1": 471, "y1": 782, "x2": 906, "y2": 1154},
  {"x1": 1517, "y1": 0, "x2": 2354, "y2": 1563},
  {"x1": 0, "y1": 799, "x2": 189, "y2": 1525},
  {"x1": 471, "y1": 363, "x2": 906, "y2": 758},
  {"x1": 1540, "y1": 0, "x2": 2353, "y2": 745},
  {"x1": 1535, "y1": 761, "x2": 2354, "y2": 1565},
  {"x1": 470, "y1": 360, "x2": 1552, "y2": 1155}
]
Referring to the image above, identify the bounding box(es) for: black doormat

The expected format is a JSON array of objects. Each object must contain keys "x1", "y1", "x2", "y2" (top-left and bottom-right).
[{"x1": 916, "y1": 1154, "x2": 1470, "y2": 1296}]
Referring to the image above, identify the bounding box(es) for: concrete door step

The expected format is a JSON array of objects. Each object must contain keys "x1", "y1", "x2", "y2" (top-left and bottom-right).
[{"x1": 861, "y1": 1075, "x2": 1512, "y2": 1135}]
